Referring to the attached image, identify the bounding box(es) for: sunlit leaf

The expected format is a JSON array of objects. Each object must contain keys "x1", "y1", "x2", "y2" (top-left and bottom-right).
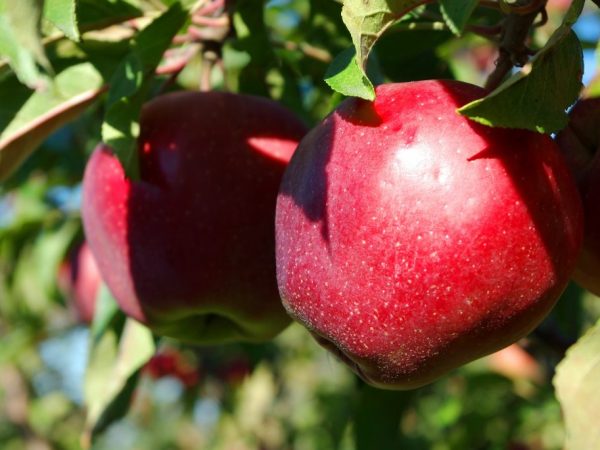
[
  {"x1": 0, "y1": 0, "x2": 50, "y2": 88},
  {"x1": 84, "y1": 292, "x2": 155, "y2": 444},
  {"x1": 555, "y1": 319, "x2": 600, "y2": 450},
  {"x1": 325, "y1": 47, "x2": 374, "y2": 100},
  {"x1": 458, "y1": 29, "x2": 583, "y2": 133},
  {"x1": 13, "y1": 219, "x2": 79, "y2": 314},
  {"x1": 0, "y1": 63, "x2": 105, "y2": 181},
  {"x1": 458, "y1": 0, "x2": 585, "y2": 133},
  {"x1": 44, "y1": 0, "x2": 80, "y2": 42},
  {"x1": 337, "y1": 0, "x2": 427, "y2": 98}
]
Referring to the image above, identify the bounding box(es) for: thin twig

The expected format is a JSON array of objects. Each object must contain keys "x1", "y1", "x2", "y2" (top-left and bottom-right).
[
  {"x1": 200, "y1": 45, "x2": 219, "y2": 91},
  {"x1": 192, "y1": 15, "x2": 229, "y2": 28},
  {"x1": 484, "y1": 5, "x2": 543, "y2": 90},
  {"x1": 279, "y1": 40, "x2": 332, "y2": 63}
]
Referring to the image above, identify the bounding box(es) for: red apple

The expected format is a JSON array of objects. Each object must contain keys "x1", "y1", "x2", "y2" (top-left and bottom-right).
[
  {"x1": 486, "y1": 344, "x2": 544, "y2": 383},
  {"x1": 556, "y1": 98, "x2": 600, "y2": 296},
  {"x1": 276, "y1": 80, "x2": 583, "y2": 389},
  {"x1": 144, "y1": 348, "x2": 200, "y2": 387},
  {"x1": 82, "y1": 91, "x2": 307, "y2": 343},
  {"x1": 57, "y1": 242, "x2": 101, "y2": 324}
]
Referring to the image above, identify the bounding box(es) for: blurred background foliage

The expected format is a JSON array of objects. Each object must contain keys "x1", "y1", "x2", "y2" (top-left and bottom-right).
[{"x1": 1, "y1": 0, "x2": 600, "y2": 448}]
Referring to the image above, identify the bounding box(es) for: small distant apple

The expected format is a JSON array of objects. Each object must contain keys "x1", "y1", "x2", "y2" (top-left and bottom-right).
[
  {"x1": 556, "y1": 97, "x2": 600, "y2": 296},
  {"x1": 82, "y1": 91, "x2": 307, "y2": 344},
  {"x1": 57, "y1": 242, "x2": 101, "y2": 324},
  {"x1": 276, "y1": 80, "x2": 583, "y2": 389},
  {"x1": 487, "y1": 344, "x2": 543, "y2": 383},
  {"x1": 145, "y1": 348, "x2": 200, "y2": 388}
]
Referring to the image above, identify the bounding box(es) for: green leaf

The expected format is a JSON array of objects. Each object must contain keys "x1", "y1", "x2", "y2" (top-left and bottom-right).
[
  {"x1": 562, "y1": 0, "x2": 586, "y2": 26},
  {"x1": 325, "y1": 47, "x2": 375, "y2": 100},
  {"x1": 101, "y1": 1, "x2": 188, "y2": 177},
  {"x1": 77, "y1": 0, "x2": 143, "y2": 32},
  {"x1": 13, "y1": 220, "x2": 79, "y2": 314},
  {"x1": 0, "y1": 0, "x2": 50, "y2": 88},
  {"x1": 341, "y1": 0, "x2": 427, "y2": 72},
  {"x1": 439, "y1": 0, "x2": 479, "y2": 36},
  {"x1": 458, "y1": 0, "x2": 585, "y2": 133},
  {"x1": 0, "y1": 63, "x2": 104, "y2": 181},
  {"x1": 44, "y1": 0, "x2": 80, "y2": 42},
  {"x1": 340, "y1": 0, "x2": 425, "y2": 70},
  {"x1": 554, "y1": 319, "x2": 600, "y2": 450},
  {"x1": 354, "y1": 385, "x2": 415, "y2": 450},
  {"x1": 90, "y1": 285, "x2": 122, "y2": 342},
  {"x1": 458, "y1": 29, "x2": 583, "y2": 133},
  {"x1": 229, "y1": 0, "x2": 272, "y2": 96},
  {"x1": 333, "y1": 0, "x2": 426, "y2": 99},
  {"x1": 84, "y1": 295, "x2": 155, "y2": 442}
]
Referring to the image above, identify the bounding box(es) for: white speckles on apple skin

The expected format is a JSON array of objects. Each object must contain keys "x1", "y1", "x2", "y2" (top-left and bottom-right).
[{"x1": 275, "y1": 80, "x2": 584, "y2": 389}]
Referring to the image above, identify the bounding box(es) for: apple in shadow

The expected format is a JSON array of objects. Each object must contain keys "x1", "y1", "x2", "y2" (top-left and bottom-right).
[
  {"x1": 57, "y1": 242, "x2": 101, "y2": 324},
  {"x1": 83, "y1": 91, "x2": 307, "y2": 343},
  {"x1": 556, "y1": 97, "x2": 600, "y2": 296}
]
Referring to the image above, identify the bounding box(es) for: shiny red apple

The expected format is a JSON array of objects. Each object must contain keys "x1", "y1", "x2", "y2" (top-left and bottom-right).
[
  {"x1": 82, "y1": 91, "x2": 307, "y2": 343},
  {"x1": 276, "y1": 80, "x2": 583, "y2": 389},
  {"x1": 57, "y1": 242, "x2": 101, "y2": 324},
  {"x1": 556, "y1": 97, "x2": 600, "y2": 296}
]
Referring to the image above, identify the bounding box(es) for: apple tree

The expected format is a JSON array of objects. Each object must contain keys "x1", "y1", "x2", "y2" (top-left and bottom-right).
[{"x1": 0, "y1": 0, "x2": 599, "y2": 449}]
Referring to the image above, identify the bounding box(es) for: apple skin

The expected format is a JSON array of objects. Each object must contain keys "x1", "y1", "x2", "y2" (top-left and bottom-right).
[
  {"x1": 275, "y1": 80, "x2": 583, "y2": 389},
  {"x1": 556, "y1": 98, "x2": 600, "y2": 296},
  {"x1": 82, "y1": 91, "x2": 307, "y2": 344},
  {"x1": 57, "y1": 242, "x2": 101, "y2": 324}
]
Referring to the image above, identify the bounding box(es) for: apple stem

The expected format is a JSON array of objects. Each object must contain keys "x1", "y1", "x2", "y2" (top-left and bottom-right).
[
  {"x1": 402, "y1": 11, "x2": 502, "y2": 40},
  {"x1": 200, "y1": 45, "x2": 219, "y2": 91}
]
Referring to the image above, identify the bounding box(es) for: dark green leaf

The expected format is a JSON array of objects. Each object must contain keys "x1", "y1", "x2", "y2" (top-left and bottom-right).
[
  {"x1": 439, "y1": 0, "x2": 479, "y2": 36},
  {"x1": 374, "y1": 28, "x2": 453, "y2": 82},
  {"x1": 230, "y1": 0, "x2": 272, "y2": 96},
  {"x1": 77, "y1": 0, "x2": 143, "y2": 31},
  {"x1": 325, "y1": 47, "x2": 375, "y2": 100},
  {"x1": 354, "y1": 385, "x2": 415, "y2": 450},
  {"x1": 44, "y1": 0, "x2": 80, "y2": 41}
]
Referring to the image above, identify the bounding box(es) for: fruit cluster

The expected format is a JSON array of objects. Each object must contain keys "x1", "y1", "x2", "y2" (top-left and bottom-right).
[{"x1": 74, "y1": 79, "x2": 593, "y2": 389}]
